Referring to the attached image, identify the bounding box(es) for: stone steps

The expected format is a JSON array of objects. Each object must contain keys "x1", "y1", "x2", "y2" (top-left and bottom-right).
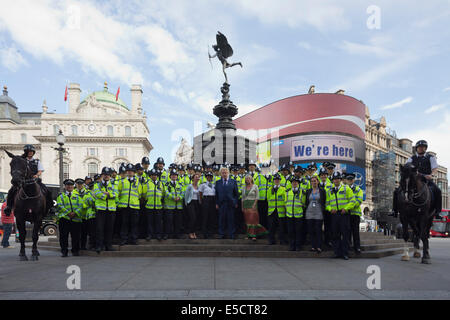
[
  {"x1": 26, "y1": 244, "x2": 413, "y2": 259},
  {"x1": 31, "y1": 241, "x2": 409, "y2": 252},
  {"x1": 29, "y1": 233, "x2": 413, "y2": 259}
]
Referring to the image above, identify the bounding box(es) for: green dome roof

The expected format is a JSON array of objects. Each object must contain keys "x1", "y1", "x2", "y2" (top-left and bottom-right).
[{"x1": 81, "y1": 84, "x2": 128, "y2": 110}]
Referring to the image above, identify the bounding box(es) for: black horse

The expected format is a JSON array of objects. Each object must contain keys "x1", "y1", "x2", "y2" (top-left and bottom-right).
[
  {"x1": 396, "y1": 163, "x2": 435, "y2": 264},
  {"x1": 4, "y1": 150, "x2": 47, "y2": 261}
]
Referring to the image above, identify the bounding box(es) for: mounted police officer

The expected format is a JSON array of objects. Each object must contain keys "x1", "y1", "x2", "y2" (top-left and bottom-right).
[
  {"x1": 404, "y1": 140, "x2": 442, "y2": 217},
  {"x1": 4, "y1": 144, "x2": 53, "y2": 216}
]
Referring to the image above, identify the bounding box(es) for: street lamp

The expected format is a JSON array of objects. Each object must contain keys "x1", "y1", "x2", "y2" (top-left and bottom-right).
[{"x1": 54, "y1": 130, "x2": 66, "y2": 193}]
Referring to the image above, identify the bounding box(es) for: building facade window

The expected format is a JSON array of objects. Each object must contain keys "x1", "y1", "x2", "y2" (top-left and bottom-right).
[
  {"x1": 53, "y1": 124, "x2": 60, "y2": 135},
  {"x1": 71, "y1": 125, "x2": 78, "y2": 136},
  {"x1": 88, "y1": 162, "x2": 98, "y2": 177},
  {"x1": 107, "y1": 125, "x2": 114, "y2": 136},
  {"x1": 116, "y1": 148, "x2": 127, "y2": 157},
  {"x1": 125, "y1": 126, "x2": 131, "y2": 136},
  {"x1": 21, "y1": 133, "x2": 27, "y2": 144},
  {"x1": 63, "y1": 163, "x2": 69, "y2": 180},
  {"x1": 87, "y1": 148, "x2": 97, "y2": 156}
]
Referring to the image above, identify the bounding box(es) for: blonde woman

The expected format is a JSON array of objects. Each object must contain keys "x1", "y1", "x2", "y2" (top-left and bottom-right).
[
  {"x1": 242, "y1": 175, "x2": 268, "y2": 241},
  {"x1": 185, "y1": 173, "x2": 201, "y2": 239}
]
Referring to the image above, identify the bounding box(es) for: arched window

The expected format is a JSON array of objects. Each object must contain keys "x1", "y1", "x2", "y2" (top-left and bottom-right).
[
  {"x1": 71, "y1": 125, "x2": 78, "y2": 136},
  {"x1": 53, "y1": 124, "x2": 60, "y2": 135},
  {"x1": 107, "y1": 125, "x2": 114, "y2": 136},
  {"x1": 125, "y1": 126, "x2": 131, "y2": 136},
  {"x1": 88, "y1": 162, "x2": 98, "y2": 177}
]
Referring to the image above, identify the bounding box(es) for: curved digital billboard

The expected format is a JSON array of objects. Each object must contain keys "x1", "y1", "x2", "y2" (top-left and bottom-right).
[{"x1": 233, "y1": 93, "x2": 366, "y2": 192}]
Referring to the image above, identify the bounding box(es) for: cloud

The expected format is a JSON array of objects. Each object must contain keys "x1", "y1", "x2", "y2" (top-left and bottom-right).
[
  {"x1": 425, "y1": 104, "x2": 446, "y2": 114},
  {"x1": 444, "y1": 87, "x2": 450, "y2": 92},
  {"x1": 340, "y1": 40, "x2": 393, "y2": 58},
  {"x1": 0, "y1": 46, "x2": 28, "y2": 71},
  {"x1": 237, "y1": 103, "x2": 261, "y2": 117},
  {"x1": 0, "y1": 0, "x2": 147, "y2": 85},
  {"x1": 329, "y1": 53, "x2": 419, "y2": 93},
  {"x1": 405, "y1": 111, "x2": 450, "y2": 170},
  {"x1": 380, "y1": 97, "x2": 413, "y2": 110},
  {"x1": 233, "y1": 0, "x2": 351, "y2": 32}
]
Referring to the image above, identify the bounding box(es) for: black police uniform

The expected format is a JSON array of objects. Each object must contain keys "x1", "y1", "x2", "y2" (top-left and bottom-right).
[{"x1": 410, "y1": 153, "x2": 442, "y2": 214}]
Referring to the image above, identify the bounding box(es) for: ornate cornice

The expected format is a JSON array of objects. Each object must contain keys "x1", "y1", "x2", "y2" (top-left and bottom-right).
[{"x1": 34, "y1": 135, "x2": 153, "y2": 152}]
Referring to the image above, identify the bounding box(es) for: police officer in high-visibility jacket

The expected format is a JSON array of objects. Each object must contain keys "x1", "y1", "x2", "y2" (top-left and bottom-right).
[
  {"x1": 164, "y1": 169, "x2": 184, "y2": 239},
  {"x1": 318, "y1": 167, "x2": 333, "y2": 248},
  {"x1": 56, "y1": 179, "x2": 83, "y2": 257},
  {"x1": 113, "y1": 164, "x2": 126, "y2": 240},
  {"x1": 279, "y1": 164, "x2": 292, "y2": 191},
  {"x1": 83, "y1": 178, "x2": 97, "y2": 250},
  {"x1": 118, "y1": 163, "x2": 144, "y2": 245},
  {"x1": 73, "y1": 178, "x2": 89, "y2": 250},
  {"x1": 325, "y1": 172, "x2": 355, "y2": 260},
  {"x1": 286, "y1": 177, "x2": 306, "y2": 251},
  {"x1": 345, "y1": 173, "x2": 364, "y2": 255},
  {"x1": 249, "y1": 161, "x2": 269, "y2": 229},
  {"x1": 144, "y1": 169, "x2": 165, "y2": 241},
  {"x1": 299, "y1": 167, "x2": 311, "y2": 191},
  {"x1": 267, "y1": 174, "x2": 287, "y2": 245},
  {"x1": 156, "y1": 157, "x2": 168, "y2": 183},
  {"x1": 142, "y1": 156, "x2": 151, "y2": 179},
  {"x1": 93, "y1": 167, "x2": 117, "y2": 253}
]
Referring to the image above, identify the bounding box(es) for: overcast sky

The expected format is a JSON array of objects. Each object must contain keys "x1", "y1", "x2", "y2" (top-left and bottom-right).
[{"x1": 1, "y1": 0, "x2": 449, "y2": 170}]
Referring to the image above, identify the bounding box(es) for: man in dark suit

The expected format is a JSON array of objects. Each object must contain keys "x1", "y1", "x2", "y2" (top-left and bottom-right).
[{"x1": 215, "y1": 166, "x2": 239, "y2": 239}]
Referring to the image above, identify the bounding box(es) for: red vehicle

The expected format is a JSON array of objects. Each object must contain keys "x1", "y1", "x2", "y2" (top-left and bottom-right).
[{"x1": 430, "y1": 209, "x2": 450, "y2": 237}]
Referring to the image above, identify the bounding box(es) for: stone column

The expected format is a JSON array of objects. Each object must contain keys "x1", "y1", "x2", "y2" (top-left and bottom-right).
[
  {"x1": 68, "y1": 83, "x2": 81, "y2": 113},
  {"x1": 131, "y1": 84, "x2": 143, "y2": 114}
]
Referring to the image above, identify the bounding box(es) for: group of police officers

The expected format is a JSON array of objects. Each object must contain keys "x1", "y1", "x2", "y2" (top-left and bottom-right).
[{"x1": 56, "y1": 155, "x2": 364, "y2": 260}]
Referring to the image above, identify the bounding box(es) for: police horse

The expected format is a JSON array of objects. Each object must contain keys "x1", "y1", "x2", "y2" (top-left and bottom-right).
[
  {"x1": 396, "y1": 163, "x2": 435, "y2": 264},
  {"x1": 4, "y1": 150, "x2": 47, "y2": 261}
]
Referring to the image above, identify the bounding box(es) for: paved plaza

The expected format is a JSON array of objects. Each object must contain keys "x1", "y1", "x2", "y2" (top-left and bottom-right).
[{"x1": 0, "y1": 237, "x2": 449, "y2": 300}]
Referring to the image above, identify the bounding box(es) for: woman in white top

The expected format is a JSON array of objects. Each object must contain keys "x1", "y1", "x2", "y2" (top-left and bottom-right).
[{"x1": 185, "y1": 173, "x2": 201, "y2": 239}]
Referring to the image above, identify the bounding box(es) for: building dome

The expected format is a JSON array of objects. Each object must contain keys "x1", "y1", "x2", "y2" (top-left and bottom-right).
[
  {"x1": 80, "y1": 83, "x2": 128, "y2": 110},
  {"x1": 0, "y1": 86, "x2": 17, "y2": 107}
]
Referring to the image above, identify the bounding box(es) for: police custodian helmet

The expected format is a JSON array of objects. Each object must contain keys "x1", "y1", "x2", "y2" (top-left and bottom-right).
[
  {"x1": 415, "y1": 140, "x2": 428, "y2": 149},
  {"x1": 23, "y1": 144, "x2": 36, "y2": 154}
]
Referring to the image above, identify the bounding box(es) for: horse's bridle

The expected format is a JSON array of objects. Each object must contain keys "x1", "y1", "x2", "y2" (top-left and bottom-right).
[
  {"x1": 12, "y1": 158, "x2": 41, "y2": 200},
  {"x1": 403, "y1": 173, "x2": 429, "y2": 208}
]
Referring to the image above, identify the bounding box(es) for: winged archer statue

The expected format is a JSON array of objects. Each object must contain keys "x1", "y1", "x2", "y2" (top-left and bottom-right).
[{"x1": 209, "y1": 31, "x2": 242, "y2": 84}]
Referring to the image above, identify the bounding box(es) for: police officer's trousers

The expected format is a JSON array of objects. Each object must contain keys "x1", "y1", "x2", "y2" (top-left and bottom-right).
[
  {"x1": 323, "y1": 211, "x2": 332, "y2": 246},
  {"x1": 349, "y1": 215, "x2": 361, "y2": 251},
  {"x1": 96, "y1": 210, "x2": 115, "y2": 250},
  {"x1": 258, "y1": 200, "x2": 269, "y2": 229},
  {"x1": 80, "y1": 219, "x2": 89, "y2": 249},
  {"x1": 286, "y1": 216, "x2": 303, "y2": 250},
  {"x1": 59, "y1": 218, "x2": 81, "y2": 255},
  {"x1": 331, "y1": 214, "x2": 350, "y2": 257},
  {"x1": 165, "y1": 209, "x2": 183, "y2": 238},
  {"x1": 201, "y1": 196, "x2": 216, "y2": 237},
  {"x1": 146, "y1": 208, "x2": 162, "y2": 240},
  {"x1": 120, "y1": 207, "x2": 139, "y2": 243},
  {"x1": 87, "y1": 218, "x2": 96, "y2": 249},
  {"x1": 267, "y1": 210, "x2": 287, "y2": 244}
]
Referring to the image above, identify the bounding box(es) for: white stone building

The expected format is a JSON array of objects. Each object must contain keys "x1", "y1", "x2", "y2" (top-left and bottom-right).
[{"x1": 0, "y1": 83, "x2": 152, "y2": 188}]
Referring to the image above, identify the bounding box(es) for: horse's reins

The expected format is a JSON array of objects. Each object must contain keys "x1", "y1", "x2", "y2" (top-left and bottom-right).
[
  {"x1": 404, "y1": 173, "x2": 430, "y2": 208},
  {"x1": 14, "y1": 159, "x2": 42, "y2": 201}
]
